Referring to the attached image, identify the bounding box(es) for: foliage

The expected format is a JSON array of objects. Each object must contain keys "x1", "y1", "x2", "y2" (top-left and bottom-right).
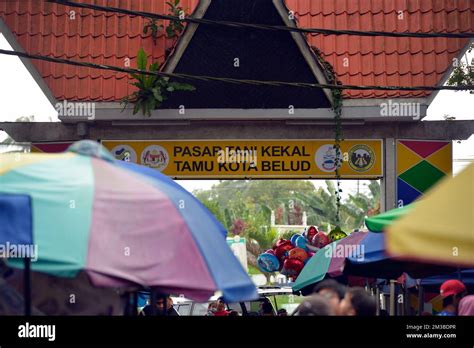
[
  {"x1": 121, "y1": 48, "x2": 195, "y2": 117},
  {"x1": 194, "y1": 180, "x2": 381, "y2": 239},
  {"x1": 247, "y1": 227, "x2": 279, "y2": 252},
  {"x1": 279, "y1": 230, "x2": 300, "y2": 241},
  {"x1": 165, "y1": 0, "x2": 186, "y2": 39},
  {"x1": 142, "y1": 0, "x2": 187, "y2": 43},
  {"x1": 447, "y1": 44, "x2": 473, "y2": 94},
  {"x1": 143, "y1": 19, "x2": 163, "y2": 45},
  {"x1": 230, "y1": 218, "x2": 246, "y2": 235}
]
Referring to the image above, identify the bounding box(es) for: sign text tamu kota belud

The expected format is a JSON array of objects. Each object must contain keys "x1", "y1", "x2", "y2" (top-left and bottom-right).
[{"x1": 101, "y1": 140, "x2": 383, "y2": 179}]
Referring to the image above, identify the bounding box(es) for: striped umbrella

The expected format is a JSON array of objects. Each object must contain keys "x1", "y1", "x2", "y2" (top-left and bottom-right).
[
  {"x1": 387, "y1": 163, "x2": 474, "y2": 267},
  {"x1": 292, "y1": 231, "x2": 367, "y2": 292},
  {"x1": 293, "y1": 231, "x2": 457, "y2": 293},
  {"x1": 0, "y1": 140, "x2": 258, "y2": 303}
]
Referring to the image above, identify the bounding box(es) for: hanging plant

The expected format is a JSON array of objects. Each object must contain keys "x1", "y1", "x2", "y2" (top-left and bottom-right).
[
  {"x1": 143, "y1": 19, "x2": 163, "y2": 45},
  {"x1": 121, "y1": 48, "x2": 195, "y2": 117},
  {"x1": 165, "y1": 0, "x2": 187, "y2": 39},
  {"x1": 142, "y1": 0, "x2": 187, "y2": 45},
  {"x1": 312, "y1": 46, "x2": 344, "y2": 224}
]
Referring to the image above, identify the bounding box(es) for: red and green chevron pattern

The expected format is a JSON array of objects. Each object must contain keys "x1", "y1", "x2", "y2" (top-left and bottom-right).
[{"x1": 396, "y1": 140, "x2": 452, "y2": 206}]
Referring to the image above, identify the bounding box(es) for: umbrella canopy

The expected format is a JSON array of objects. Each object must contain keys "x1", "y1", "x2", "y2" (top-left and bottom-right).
[
  {"x1": 293, "y1": 231, "x2": 458, "y2": 292},
  {"x1": 0, "y1": 141, "x2": 257, "y2": 302},
  {"x1": 386, "y1": 163, "x2": 474, "y2": 267},
  {"x1": 345, "y1": 232, "x2": 457, "y2": 279},
  {"x1": 365, "y1": 205, "x2": 413, "y2": 232},
  {"x1": 292, "y1": 232, "x2": 367, "y2": 292},
  {"x1": 419, "y1": 269, "x2": 474, "y2": 293}
]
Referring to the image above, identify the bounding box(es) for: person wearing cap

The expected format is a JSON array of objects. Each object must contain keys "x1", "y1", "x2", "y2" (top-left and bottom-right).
[{"x1": 437, "y1": 279, "x2": 467, "y2": 316}]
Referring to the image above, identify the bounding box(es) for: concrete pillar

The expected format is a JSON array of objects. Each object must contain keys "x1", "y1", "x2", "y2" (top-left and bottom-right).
[
  {"x1": 270, "y1": 210, "x2": 275, "y2": 226},
  {"x1": 381, "y1": 138, "x2": 396, "y2": 212},
  {"x1": 302, "y1": 211, "x2": 307, "y2": 226}
]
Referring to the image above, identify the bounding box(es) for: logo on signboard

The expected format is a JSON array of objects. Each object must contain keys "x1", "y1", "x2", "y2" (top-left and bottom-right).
[
  {"x1": 348, "y1": 145, "x2": 375, "y2": 172},
  {"x1": 141, "y1": 145, "x2": 169, "y2": 171},
  {"x1": 315, "y1": 144, "x2": 342, "y2": 172},
  {"x1": 111, "y1": 145, "x2": 137, "y2": 163}
]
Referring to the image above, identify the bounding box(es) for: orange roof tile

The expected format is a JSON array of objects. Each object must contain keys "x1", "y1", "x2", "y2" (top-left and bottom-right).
[{"x1": 0, "y1": 0, "x2": 472, "y2": 101}]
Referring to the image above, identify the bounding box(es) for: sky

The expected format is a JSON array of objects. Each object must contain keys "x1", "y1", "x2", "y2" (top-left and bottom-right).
[{"x1": 0, "y1": 33, "x2": 472, "y2": 196}]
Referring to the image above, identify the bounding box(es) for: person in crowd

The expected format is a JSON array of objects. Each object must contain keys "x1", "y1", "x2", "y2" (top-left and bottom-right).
[
  {"x1": 140, "y1": 295, "x2": 179, "y2": 316},
  {"x1": 213, "y1": 297, "x2": 230, "y2": 316},
  {"x1": 277, "y1": 308, "x2": 288, "y2": 316},
  {"x1": 260, "y1": 301, "x2": 275, "y2": 316},
  {"x1": 292, "y1": 294, "x2": 334, "y2": 316},
  {"x1": 338, "y1": 287, "x2": 376, "y2": 316},
  {"x1": 458, "y1": 295, "x2": 474, "y2": 316},
  {"x1": 437, "y1": 279, "x2": 467, "y2": 316},
  {"x1": 313, "y1": 279, "x2": 346, "y2": 315},
  {"x1": 228, "y1": 310, "x2": 239, "y2": 316},
  {"x1": 206, "y1": 301, "x2": 217, "y2": 316}
]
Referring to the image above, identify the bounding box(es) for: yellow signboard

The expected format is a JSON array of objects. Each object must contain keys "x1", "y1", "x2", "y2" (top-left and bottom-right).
[{"x1": 101, "y1": 140, "x2": 383, "y2": 179}]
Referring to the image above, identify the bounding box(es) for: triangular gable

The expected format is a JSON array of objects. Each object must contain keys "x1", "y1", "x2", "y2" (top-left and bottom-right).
[
  {"x1": 162, "y1": 0, "x2": 333, "y2": 109},
  {"x1": 0, "y1": 18, "x2": 57, "y2": 108}
]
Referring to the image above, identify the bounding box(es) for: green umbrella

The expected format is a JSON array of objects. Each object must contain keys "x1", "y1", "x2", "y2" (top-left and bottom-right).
[
  {"x1": 364, "y1": 205, "x2": 413, "y2": 232},
  {"x1": 292, "y1": 240, "x2": 342, "y2": 292}
]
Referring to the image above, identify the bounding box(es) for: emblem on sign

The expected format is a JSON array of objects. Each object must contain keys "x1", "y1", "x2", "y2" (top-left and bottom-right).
[
  {"x1": 111, "y1": 145, "x2": 137, "y2": 163},
  {"x1": 315, "y1": 144, "x2": 342, "y2": 172},
  {"x1": 348, "y1": 144, "x2": 375, "y2": 172},
  {"x1": 141, "y1": 145, "x2": 169, "y2": 171}
]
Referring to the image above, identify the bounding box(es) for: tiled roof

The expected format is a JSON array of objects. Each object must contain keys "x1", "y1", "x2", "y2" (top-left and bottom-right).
[{"x1": 0, "y1": 0, "x2": 472, "y2": 101}]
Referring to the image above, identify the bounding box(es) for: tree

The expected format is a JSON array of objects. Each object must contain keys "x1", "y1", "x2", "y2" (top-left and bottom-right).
[{"x1": 447, "y1": 43, "x2": 473, "y2": 94}]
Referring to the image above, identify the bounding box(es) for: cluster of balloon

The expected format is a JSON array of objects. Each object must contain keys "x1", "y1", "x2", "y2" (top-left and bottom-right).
[{"x1": 256, "y1": 226, "x2": 333, "y2": 280}]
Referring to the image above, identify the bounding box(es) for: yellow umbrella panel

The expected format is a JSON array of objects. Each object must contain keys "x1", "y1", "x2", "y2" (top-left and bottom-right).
[{"x1": 386, "y1": 163, "x2": 474, "y2": 267}]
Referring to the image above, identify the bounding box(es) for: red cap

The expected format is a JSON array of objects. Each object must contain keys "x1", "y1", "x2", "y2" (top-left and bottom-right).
[{"x1": 440, "y1": 280, "x2": 467, "y2": 297}]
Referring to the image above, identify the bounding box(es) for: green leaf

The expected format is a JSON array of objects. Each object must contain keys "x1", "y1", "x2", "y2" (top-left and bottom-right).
[
  {"x1": 132, "y1": 82, "x2": 145, "y2": 89},
  {"x1": 166, "y1": 86, "x2": 175, "y2": 92},
  {"x1": 137, "y1": 48, "x2": 148, "y2": 71},
  {"x1": 149, "y1": 62, "x2": 160, "y2": 72},
  {"x1": 133, "y1": 102, "x2": 141, "y2": 115},
  {"x1": 166, "y1": 26, "x2": 175, "y2": 38},
  {"x1": 168, "y1": 82, "x2": 195, "y2": 91},
  {"x1": 148, "y1": 97, "x2": 157, "y2": 111},
  {"x1": 152, "y1": 88, "x2": 163, "y2": 102},
  {"x1": 175, "y1": 0, "x2": 179, "y2": 6}
]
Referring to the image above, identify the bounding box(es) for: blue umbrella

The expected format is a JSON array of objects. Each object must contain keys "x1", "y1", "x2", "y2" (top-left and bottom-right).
[
  {"x1": 420, "y1": 269, "x2": 474, "y2": 293},
  {"x1": 345, "y1": 233, "x2": 458, "y2": 279}
]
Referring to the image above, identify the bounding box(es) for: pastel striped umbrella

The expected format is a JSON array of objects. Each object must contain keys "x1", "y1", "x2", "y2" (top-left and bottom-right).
[
  {"x1": 292, "y1": 231, "x2": 367, "y2": 292},
  {"x1": 0, "y1": 141, "x2": 258, "y2": 302}
]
